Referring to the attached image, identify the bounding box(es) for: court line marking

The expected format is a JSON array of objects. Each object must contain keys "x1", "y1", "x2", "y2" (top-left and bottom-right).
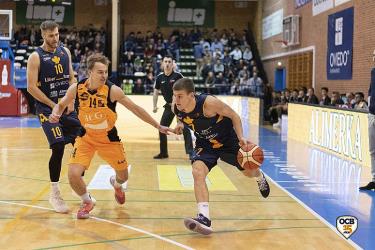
[
  {"x1": 0, "y1": 200, "x2": 194, "y2": 250},
  {"x1": 263, "y1": 173, "x2": 362, "y2": 250}
]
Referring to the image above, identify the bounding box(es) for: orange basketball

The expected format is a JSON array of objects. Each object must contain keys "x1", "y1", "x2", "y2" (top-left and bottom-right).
[{"x1": 237, "y1": 143, "x2": 264, "y2": 170}]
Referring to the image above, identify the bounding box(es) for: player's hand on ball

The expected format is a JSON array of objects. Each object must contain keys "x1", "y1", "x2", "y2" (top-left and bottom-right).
[{"x1": 239, "y1": 137, "x2": 251, "y2": 147}]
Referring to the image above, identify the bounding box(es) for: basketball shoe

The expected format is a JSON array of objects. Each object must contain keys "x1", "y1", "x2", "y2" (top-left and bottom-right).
[
  {"x1": 77, "y1": 200, "x2": 95, "y2": 219},
  {"x1": 49, "y1": 190, "x2": 69, "y2": 213},
  {"x1": 184, "y1": 213, "x2": 213, "y2": 235},
  {"x1": 110, "y1": 175, "x2": 126, "y2": 204},
  {"x1": 257, "y1": 172, "x2": 270, "y2": 198}
]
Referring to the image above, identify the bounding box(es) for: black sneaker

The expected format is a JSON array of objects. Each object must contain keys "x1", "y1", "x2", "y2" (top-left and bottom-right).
[
  {"x1": 184, "y1": 213, "x2": 213, "y2": 235},
  {"x1": 257, "y1": 173, "x2": 270, "y2": 198},
  {"x1": 153, "y1": 153, "x2": 169, "y2": 159},
  {"x1": 359, "y1": 182, "x2": 375, "y2": 190}
]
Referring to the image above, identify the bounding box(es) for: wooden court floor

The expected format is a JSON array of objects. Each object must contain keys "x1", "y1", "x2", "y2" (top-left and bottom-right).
[{"x1": 0, "y1": 96, "x2": 354, "y2": 249}]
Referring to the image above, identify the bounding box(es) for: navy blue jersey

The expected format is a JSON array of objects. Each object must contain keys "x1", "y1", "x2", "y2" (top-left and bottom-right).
[
  {"x1": 175, "y1": 94, "x2": 236, "y2": 149},
  {"x1": 35, "y1": 46, "x2": 70, "y2": 113}
]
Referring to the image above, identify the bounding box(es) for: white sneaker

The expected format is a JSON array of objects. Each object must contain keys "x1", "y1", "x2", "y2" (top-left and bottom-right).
[
  {"x1": 273, "y1": 121, "x2": 281, "y2": 128},
  {"x1": 49, "y1": 191, "x2": 69, "y2": 213}
]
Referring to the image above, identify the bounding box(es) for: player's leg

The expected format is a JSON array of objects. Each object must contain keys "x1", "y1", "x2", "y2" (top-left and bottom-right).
[
  {"x1": 68, "y1": 136, "x2": 96, "y2": 219},
  {"x1": 97, "y1": 140, "x2": 128, "y2": 205},
  {"x1": 154, "y1": 105, "x2": 175, "y2": 159},
  {"x1": 38, "y1": 112, "x2": 69, "y2": 213},
  {"x1": 184, "y1": 146, "x2": 217, "y2": 235}
]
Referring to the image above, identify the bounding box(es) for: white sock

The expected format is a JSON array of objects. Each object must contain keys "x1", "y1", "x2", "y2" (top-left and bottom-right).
[
  {"x1": 114, "y1": 177, "x2": 124, "y2": 188},
  {"x1": 198, "y1": 202, "x2": 210, "y2": 219},
  {"x1": 51, "y1": 182, "x2": 60, "y2": 194},
  {"x1": 80, "y1": 192, "x2": 91, "y2": 203}
]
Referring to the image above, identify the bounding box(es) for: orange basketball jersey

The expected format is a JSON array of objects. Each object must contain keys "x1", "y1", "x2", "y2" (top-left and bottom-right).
[{"x1": 76, "y1": 79, "x2": 117, "y2": 135}]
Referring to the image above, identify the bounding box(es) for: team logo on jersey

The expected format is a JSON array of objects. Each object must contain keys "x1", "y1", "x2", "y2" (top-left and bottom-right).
[
  {"x1": 51, "y1": 56, "x2": 60, "y2": 64},
  {"x1": 336, "y1": 215, "x2": 358, "y2": 239}
]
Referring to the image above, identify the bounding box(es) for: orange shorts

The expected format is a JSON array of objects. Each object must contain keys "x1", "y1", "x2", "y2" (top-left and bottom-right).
[{"x1": 69, "y1": 133, "x2": 128, "y2": 171}]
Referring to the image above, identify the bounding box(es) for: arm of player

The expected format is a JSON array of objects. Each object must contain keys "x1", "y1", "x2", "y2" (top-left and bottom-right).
[
  {"x1": 65, "y1": 47, "x2": 77, "y2": 113},
  {"x1": 111, "y1": 86, "x2": 172, "y2": 134},
  {"x1": 171, "y1": 97, "x2": 184, "y2": 134},
  {"x1": 152, "y1": 88, "x2": 159, "y2": 113},
  {"x1": 205, "y1": 96, "x2": 250, "y2": 146},
  {"x1": 27, "y1": 52, "x2": 56, "y2": 109},
  {"x1": 49, "y1": 83, "x2": 77, "y2": 123}
]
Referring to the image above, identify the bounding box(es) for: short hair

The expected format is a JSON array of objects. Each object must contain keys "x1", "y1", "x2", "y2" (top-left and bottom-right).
[
  {"x1": 321, "y1": 87, "x2": 329, "y2": 92},
  {"x1": 162, "y1": 55, "x2": 173, "y2": 61},
  {"x1": 40, "y1": 21, "x2": 59, "y2": 32},
  {"x1": 173, "y1": 78, "x2": 195, "y2": 93},
  {"x1": 87, "y1": 53, "x2": 110, "y2": 70},
  {"x1": 355, "y1": 92, "x2": 364, "y2": 98}
]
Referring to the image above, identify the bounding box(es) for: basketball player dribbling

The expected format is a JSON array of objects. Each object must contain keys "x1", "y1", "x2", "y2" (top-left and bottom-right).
[
  {"x1": 171, "y1": 78, "x2": 270, "y2": 235},
  {"x1": 49, "y1": 54, "x2": 172, "y2": 219}
]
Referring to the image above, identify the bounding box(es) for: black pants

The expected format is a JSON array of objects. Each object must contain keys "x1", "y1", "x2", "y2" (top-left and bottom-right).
[{"x1": 159, "y1": 105, "x2": 193, "y2": 155}]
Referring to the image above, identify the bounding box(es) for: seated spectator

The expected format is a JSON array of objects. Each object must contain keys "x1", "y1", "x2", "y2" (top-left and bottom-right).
[
  {"x1": 194, "y1": 39, "x2": 204, "y2": 77},
  {"x1": 215, "y1": 72, "x2": 229, "y2": 94},
  {"x1": 205, "y1": 71, "x2": 216, "y2": 94},
  {"x1": 331, "y1": 91, "x2": 344, "y2": 107},
  {"x1": 306, "y1": 88, "x2": 319, "y2": 104},
  {"x1": 239, "y1": 72, "x2": 251, "y2": 96},
  {"x1": 289, "y1": 89, "x2": 299, "y2": 103},
  {"x1": 297, "y1": 90, "x2": 307, "y2": 103},
  {"x1": 229, "y1": 46, "x2": 242, "y2": 62},
  {"x1": 230, "y1": 78, "x2": 241, "y2": 95},
  {"x1": 354, "y1": 92, "x2": 369, "y2": 111},
  {"x1": 238, "y1": 65, "x2": 250, "y2": 79},
  {"x1": 249, "y1": 72, "x2": 263, "y2": 97},
  {"x1": 213, "y1": 59, "x2": 224, "y2": 75},
  {"x1": 133, "y1": 78, "x2": 145, "y2": 94},
  {"x1": 242, "y1": 46, "x2": 253, "y2": 62},
  {"x1": 343, "y1": 92, "x2": 355, "y2": 108},
  {"x1": 211, "y1": 38, "x2": 223, "y2": 53},
  {"x1": 320, "y1": 87, "x2": 331, "y2": 106},
  {"x1": 201, "y1": 61, "x2": 213, "y2": 81},
  {"x1": 213, "y1": 48, "x2": 223, "y2": 60}
]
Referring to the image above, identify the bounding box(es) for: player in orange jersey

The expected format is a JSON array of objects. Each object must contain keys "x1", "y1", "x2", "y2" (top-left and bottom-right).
[{"x1": 49, "y1": 53, "x2": 172, "y2": 219}]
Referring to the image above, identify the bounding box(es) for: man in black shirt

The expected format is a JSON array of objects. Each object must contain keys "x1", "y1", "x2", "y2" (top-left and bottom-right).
[
  {"x1": 360, "y1": 49, "x2": 375, "y2": 190},
  {"x1": 153, "y1": 55, "x2": 193, "y2": 159}
]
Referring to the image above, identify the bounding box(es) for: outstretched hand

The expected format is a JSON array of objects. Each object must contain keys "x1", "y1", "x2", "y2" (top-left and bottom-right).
[{"x1": 158, "y1": 125, "x2": 174, "y2": 135}]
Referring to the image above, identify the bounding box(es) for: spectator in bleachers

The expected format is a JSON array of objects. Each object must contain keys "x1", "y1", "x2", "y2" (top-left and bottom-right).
[
  {"x1": 306, "y1": 88, "x2": 319, "y2": 104},
  {"x1": 230, "y1": 78, "x2": 241, "y2": 95},
  {"x1": 239, "y1": 72, "x2": 251, "y2": 96},
  {"x1": 249, "y1": 71, "x2": 263, "y2": 97},
  {"x1": 212, "y1": 48, "x2": 223, "y2": 60},
  {"x1": 211, "y1": 38, "x2": 223, "y2": 53},
  {"x1": 320, "y1": 87, "x2": 331, "y2": 106},
  {"x1": 242, "y1": 46, "x2": 253, "y2": 62},
  {"x1": 222, "y1": 50, "x2": 231, "y2": 67},
  {"x1": 238, "y1": 65, "x2": 250, "y2": 79},
  {"x1": 331, "y1": 91, "x2": 344, "y2": 106},
  {"x1": 344, "y1": 92, "x2": 355, "y2": 108},
  {"x1": 289, "y1": 89, "x2": 299, "y2": 103},
  {"x1": 354, "y1": 92, "x2": 369, "y2": 111},
  {"x1": 213, "y1": 59, "x2": 224, "y2": 75},
  {"x1": 194, "y1": 39, "x2": 204, "y2": 77},
  {"x1": 297, "y1": 89, "x2": 307, "y2": 103},
  {"x1": 229, "y1": 46, "x2": 242, "y2": 62},
  {"x1": 205, "y1": 71, "x2": 216, "y2": 94},
  {"x1": 201, "y1": 60, "x2": 213, "y2": 81},
  {"x1": 133, "y1": 78, "x2": 145, "y2": 94},
  {"x1": 220, "y1": 33, "x2": 229, "y2": 47},
  {"x1": 215, "y1": 72, "x2": 229, "y2": 94}
]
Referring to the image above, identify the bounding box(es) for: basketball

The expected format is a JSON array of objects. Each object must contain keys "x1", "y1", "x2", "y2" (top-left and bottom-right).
[{"x1": 237, "y1": 143, "x2": 264, "y2": 170}]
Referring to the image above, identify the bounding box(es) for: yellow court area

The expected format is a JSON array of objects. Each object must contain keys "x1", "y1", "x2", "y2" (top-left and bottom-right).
[{"x1": 0, "y1": 96, "x2": 354, "y2": 249}]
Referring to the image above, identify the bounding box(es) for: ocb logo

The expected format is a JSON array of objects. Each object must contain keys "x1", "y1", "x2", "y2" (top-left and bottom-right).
[{"x1": 336, "y1": 215, "x2": 358, "y2": 239}]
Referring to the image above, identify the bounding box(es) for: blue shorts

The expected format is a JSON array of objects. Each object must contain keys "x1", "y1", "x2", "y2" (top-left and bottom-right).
[
  {"x1": 37, "y1": 108, "x2": 82, "y2": 147},
  {"x1": 192, "y1": 138, "x2": 243, "y2": 171}
]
